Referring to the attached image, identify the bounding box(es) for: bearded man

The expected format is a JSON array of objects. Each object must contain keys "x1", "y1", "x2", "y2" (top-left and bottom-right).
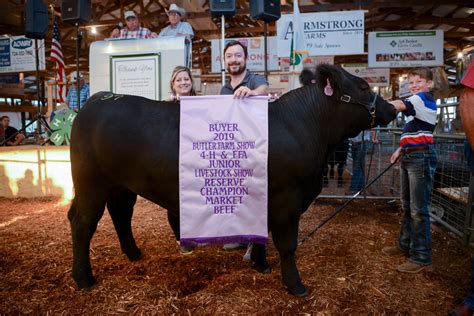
[
  {"x1": 220, "y1": 40, "x2": 268, "y2": 98},
  {"x1": 219, "y1": 40, "x2": 268, "y2": 254}
]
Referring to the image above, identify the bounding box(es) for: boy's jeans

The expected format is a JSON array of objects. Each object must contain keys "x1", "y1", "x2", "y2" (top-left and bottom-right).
[{"x1": 398, "y1": 148, "x2": 437, "y2": 265}]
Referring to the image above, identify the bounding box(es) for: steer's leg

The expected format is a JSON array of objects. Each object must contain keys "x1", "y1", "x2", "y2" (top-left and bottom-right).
[
  {"x1": 68, "y1": 192, "x2": 107, "y2": 289},
  {"x1": 107, "y1": 187, "x2": 141, "y2": 261},
  {"x1": 271, "y1": 211, "x2": 307, "y2": 297},
  {"x1": 167, "y1": 209, "x2": 180, "y2": 241},
  {"x1": 251, "y1": 243, "x2": 271, "y2": 273}
]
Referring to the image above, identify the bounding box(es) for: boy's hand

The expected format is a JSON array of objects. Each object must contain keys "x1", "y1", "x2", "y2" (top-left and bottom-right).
[
  {"x1": 390, "y1": 147, "x2": 402, "y2": 164},
  {"x1": 390, "y1": 99, "x2": 406, "y2": 112}
]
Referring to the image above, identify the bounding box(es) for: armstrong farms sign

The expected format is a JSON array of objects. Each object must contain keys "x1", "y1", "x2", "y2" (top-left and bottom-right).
[{"x1": 277, "y1": 10, "x2": 365, "y2": 57}]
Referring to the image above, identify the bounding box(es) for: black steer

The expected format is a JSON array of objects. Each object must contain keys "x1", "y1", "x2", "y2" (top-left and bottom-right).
[{"x1": 68, "y1": 64, "x2": 396, "y2": 296}]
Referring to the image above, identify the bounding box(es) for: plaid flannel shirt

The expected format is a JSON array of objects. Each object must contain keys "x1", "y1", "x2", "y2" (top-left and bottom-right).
[
  {"x1": 119, "y1": 27, "x2": 155, "y2": 39},
  {"x1": 66, "y1": 83, "x2": 90, "y2": 111}
]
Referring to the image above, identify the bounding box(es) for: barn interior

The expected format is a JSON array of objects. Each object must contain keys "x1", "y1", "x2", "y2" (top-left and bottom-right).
[
  {"x1": 1, "y1": 1, "x2": 474, "y2": 314},
  {"x1": 0, "y1": 2, "x2": 472, "y2": 201},
  {"x1": 0, "y1": 0, "x2": 472, "y2": 107}
]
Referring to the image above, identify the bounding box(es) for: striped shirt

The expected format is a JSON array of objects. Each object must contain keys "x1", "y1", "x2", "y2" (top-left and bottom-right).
[
  {"x1": 400, "y1": 92, "x2": 437, "y2": 148},
  {"x1": 119, "y1": 27, "x2": 155, "y2": 39}
]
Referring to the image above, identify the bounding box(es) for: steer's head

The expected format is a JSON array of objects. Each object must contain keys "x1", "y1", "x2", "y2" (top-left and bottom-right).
[{"x1": 315, "y1": 64, "x2": 396, "y2": 134}]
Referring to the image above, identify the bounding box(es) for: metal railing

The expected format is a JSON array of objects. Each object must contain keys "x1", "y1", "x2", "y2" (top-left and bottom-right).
[{"x1": 319, "y1": 127, "x2": 474, "y2": 245}]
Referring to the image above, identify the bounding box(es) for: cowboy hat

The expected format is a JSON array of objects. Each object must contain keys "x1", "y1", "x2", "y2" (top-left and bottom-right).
[
  {"x1": 166, "y1": 4, "x2": 186, "y2": 17},
  {"x1": 69, "y1": 71, "x2": 83, "y2": 83}
]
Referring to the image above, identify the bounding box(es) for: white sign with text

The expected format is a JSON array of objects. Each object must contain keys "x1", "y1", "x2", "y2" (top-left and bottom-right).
[
  {"x1": 342, "y1": 64, "x2": 390, "y2": 87},
  {"x1": 211, "y1": 37, "x2": 279, "y2": 73},
  {"x1": 277, "y1": 10, "x2": 365, "y2": 57},
  {"x1": 0, "y1": 36, "x2": 45, "y2": 73},
  {"x1": 368, "y1": 30, "x2": 444, "y2": 68},
  {"x1": 110, "y1": 54, "x2": 160, "y2": 100}
]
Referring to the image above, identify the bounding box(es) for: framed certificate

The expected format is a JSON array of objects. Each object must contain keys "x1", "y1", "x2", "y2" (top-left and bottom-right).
[{"x1": 110, "y1": 53, "x2": 161, "y2": 100}]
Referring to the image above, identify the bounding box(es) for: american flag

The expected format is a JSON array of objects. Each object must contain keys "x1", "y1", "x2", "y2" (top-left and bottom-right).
[{"x1": 50, "y1": 17, "x2": 67, "y2": 102}]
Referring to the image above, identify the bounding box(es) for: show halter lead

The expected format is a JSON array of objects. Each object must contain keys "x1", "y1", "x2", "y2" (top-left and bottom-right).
[{"x1": 298, "y1": 159, "x2": 398, "y2": 246}]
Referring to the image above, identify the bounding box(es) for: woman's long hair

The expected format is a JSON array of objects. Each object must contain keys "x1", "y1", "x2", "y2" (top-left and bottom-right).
[{"x1": 169, "y1": 66, "x2": 196, "y2": 99}]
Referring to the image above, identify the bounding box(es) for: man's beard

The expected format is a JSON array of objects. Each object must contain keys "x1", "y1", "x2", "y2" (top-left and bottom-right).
[{"x1": 227, "y1": 63, "x2": 246, "y2": 75}]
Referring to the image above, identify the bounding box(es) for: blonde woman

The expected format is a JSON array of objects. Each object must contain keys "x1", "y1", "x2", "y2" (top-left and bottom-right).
[
  {"x1": 168, "y1": 66, "x2": 196, "y2": 101},
  {"x1": 169, "y1": 66, "x2": 196, "y2": 255}
]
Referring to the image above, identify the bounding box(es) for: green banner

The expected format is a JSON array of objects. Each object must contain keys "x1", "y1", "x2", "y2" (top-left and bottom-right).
[{"x1": 49, "y1": 109, "x2": 77, "y2": 145}]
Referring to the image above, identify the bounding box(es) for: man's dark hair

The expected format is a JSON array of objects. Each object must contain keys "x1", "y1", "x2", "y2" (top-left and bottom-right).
[
  {"x1": 223, "y1": 40, "x2": 248, "y2": 59},
  {"x1": 409, "y1": 67, "x2": 433, "y2": 81},
  {"x1": 299, "y1": 68, "x2": 316, "y2": 86}
]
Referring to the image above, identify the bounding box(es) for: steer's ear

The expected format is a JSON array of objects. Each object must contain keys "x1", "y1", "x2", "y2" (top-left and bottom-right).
[{"x1": 315, "y1": 64, "x2": 343, "y2": 98}]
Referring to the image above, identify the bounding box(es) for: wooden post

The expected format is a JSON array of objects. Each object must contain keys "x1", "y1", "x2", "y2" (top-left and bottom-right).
[{"x1": 46, "y1": 81, "x2": 54, "y2": 122}]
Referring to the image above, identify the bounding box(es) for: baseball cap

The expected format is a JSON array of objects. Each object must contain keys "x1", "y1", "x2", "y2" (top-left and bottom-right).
[{"x1": 124, "y1": 11, "x2": 137, "y2": 19}]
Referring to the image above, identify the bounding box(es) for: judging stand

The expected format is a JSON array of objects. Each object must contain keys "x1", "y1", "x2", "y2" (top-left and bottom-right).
[{"x1": 89, "y1": 36, "x2": 191, "y2": 100}]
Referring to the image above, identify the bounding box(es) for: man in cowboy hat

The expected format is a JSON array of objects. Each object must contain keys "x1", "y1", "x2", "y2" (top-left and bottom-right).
[
  {"x1": 110, "y1": 10, "x2": 157, "y2": 39},
  {"x1": 66, "y1": 71, "x2": 90, "y2": 111},
  {"x1": 158, "y1": 4, "x2": 194, "y2": 40}
]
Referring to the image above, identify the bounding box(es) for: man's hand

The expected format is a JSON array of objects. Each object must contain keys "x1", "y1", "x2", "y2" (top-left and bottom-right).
[
  {"x1": 233, "y1": 86, "x2": 258, "y2": 98},
  {"x1": 390, "y1": 147, "x2": 402, "y2": 164},
  {"x1": 110, "y1": 28, "x2": 120, "y2": 38}
]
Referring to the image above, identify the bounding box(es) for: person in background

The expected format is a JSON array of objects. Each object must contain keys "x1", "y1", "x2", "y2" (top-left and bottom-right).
[
  {"x1": 460, "y1": 63, "x2": 474, "y2": 153},
  {"x1": 158, "y1": 4, "x2": 194, "y2": 40},
  {"x1": 110, "y1": 10, "x2": 157, "y2": 39},
  {"x1": 66, "y1": 71, "x2": 90, "y2": 111},
  {"x1": 450, "y1": 63, "x2": 474, "y2": 316},
  {"x1": 347, "y1": 129, "x2": 376, "y2": 194},
  {"x1": 220, "y1": 40, "x2": 268, "y2": 98},
  {"x1": 324, "y1": 139, "x2": 349, "y2": 188},
  {"x1": 220, "y1": 40, "x2": 268, "y2": 254},
  {"x1": 168, "y1": 66, "x2": 196, "y2": 101},
  {"x1": 299, "y1": 68, "x2": 316, "y2": 86},
  {"x1": 449, "y1": 141, "x2": 474, "y2": 316},
  {"x1": 451, "y1": 259, "x2": 474, "y2": 315},
  {"x1": 167, "y1": 65, "x2": 196, "y2": 254},
  {"x1": 0, "y1": 115, "x2": 25, "y2": 146},
  {"x1": 382, "y1": 67, "x2": 437, "y2": 274}
]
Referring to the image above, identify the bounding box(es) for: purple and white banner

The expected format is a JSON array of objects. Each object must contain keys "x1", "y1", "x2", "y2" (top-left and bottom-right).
[{"x1": 179, "y1": 95, "x2": 269, "y2": 247}]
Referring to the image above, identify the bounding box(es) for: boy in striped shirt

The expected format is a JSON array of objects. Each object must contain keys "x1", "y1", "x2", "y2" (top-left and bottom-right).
[{"x1": 382, "y1": 67, "x2": 437, "y2": 273}]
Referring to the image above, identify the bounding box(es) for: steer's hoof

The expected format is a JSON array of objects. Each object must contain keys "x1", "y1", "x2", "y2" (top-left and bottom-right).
[
  {"x1": 75, "y1": 276, "x2": 96, "y2": 289},
  {"x1": 287, "y1": 283, "x2": 308, "y2": 297},
  {"x1": 252, "y1": 262, "x2": 272, "y2": 274},
  {"x1": 126, "y1": 248, "x2": 142, "y2": 261}
]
